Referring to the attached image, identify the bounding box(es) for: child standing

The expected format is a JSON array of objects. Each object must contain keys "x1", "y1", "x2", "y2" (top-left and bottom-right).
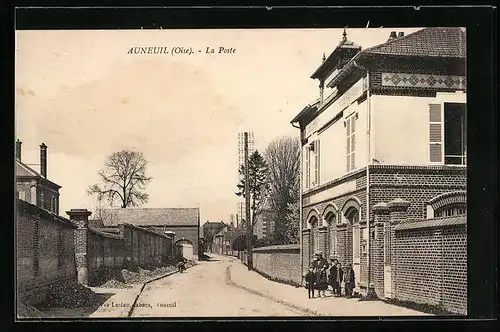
[
  {"x1": 344, "y1": 264, "x2": 356, "y2": 297},
  {"x1": 317, "y1": 265, "x2": 329, "y2": 297},
  {"x1": 304, "y1": 267, "x2": 316, "y2": 299}
]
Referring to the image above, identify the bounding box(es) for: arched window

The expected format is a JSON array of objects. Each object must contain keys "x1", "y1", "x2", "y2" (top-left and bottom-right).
[
  {"x1": 309, "y1": 217, "x2": 320, "y2": 255},
  {"x1": 325, "y1": 212, "x2": 336, "y2": 257},
  {"x1": 435, "y1": 203, "x2": 466, "y2": 217},
  {"x1": 345, "y1": 207, "x2": 361, "y2": 262},
  {"x1": 428, "y1": 191, "x2": 467, "y2": 218}
]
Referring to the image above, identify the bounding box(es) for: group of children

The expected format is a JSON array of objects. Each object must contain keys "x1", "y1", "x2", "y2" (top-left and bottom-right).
[{"x1": 303, "y1": 252, "x2": 356, "y2": 299}]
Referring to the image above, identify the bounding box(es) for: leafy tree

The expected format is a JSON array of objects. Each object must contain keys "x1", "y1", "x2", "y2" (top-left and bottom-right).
[
  {"x1": 264, "y1": 136, "x2": 300, "y2": 244},
  {"x1": 87, "y1": 150, "x2": 152, "y2": 208},
  {"x1": 236, "y1": 150, "x2": 269, "y2": 228}
]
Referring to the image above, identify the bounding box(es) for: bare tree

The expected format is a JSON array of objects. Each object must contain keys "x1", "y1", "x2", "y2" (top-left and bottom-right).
[
  {"x1": 87, "y1": 150, "x2": 152, "y2": 208},
  {"x1": 264, "y1": 136, "x2": 301, "y2": 244}
]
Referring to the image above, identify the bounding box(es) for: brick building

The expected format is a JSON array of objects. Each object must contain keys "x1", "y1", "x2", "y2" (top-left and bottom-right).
[
  {"x1": 102, "y1": 208, "x2": 200, "y2": 260},
  {"x1": 16, "y1": 140, "x2": 60, "y2": 215},
  {"x1": 290, "y1": 27, "x2": 467, "y2": 301},
  {"x1": 254, "y1": 209, "x2": 276, "y2": 239}
]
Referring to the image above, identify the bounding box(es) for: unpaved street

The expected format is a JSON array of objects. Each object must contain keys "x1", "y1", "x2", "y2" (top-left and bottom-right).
[{"x1": 130, "y1": 256, "x2": 304, "y2": 317}]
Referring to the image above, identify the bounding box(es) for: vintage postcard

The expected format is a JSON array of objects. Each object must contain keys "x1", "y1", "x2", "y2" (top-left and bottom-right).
[{"x1": 15, "y1": 25, "x2": 467, "y2": 319}]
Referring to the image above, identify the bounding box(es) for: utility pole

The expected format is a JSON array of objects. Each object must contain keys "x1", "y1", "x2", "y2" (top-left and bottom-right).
[{"x1": 244, "y1": 132, "x2": 253, "y2": 271}]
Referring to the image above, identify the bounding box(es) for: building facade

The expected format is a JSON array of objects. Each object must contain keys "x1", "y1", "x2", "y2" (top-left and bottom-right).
[
  {"x1": 16, "y1": 140, "x2": 60, "y2": 215},
  {"x1": 254, "y1": 209, "x2": 276, "y2": 239},
  {"x1": 291, "y1": 28, "x2": 467, "y2": 297}
]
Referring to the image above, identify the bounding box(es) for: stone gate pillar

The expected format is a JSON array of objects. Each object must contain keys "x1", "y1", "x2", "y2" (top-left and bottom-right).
[
  {"x1": 372, "y1": 202, "x2": 389, "y2": 298},
  {"x1": 67, "y1": 209, "x2": 92, "y2": 285},
  {"x1": 387, "y1": 198, "x2": 410, "y2": 300}
]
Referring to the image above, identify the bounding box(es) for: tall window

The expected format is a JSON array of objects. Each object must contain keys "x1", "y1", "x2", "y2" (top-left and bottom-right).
[
  {"x1": 346, "y1": 116, "x2": 356, "y2": 172},
  {"x1": 51, "y1": 197, "x2": 57, "y2": 213},
  {"x1": 326, "y1": 212, "x2": 336, "y2": 257},
  {"x1": 304, "y1": 145, "x2": 310, "y2": 189},
  {"x1": 346, "y1": 207, "x2": 360, "y2": 261},
  {"x1": 444, "y1": 103, "x2": 467, "y2": 165},
  {"x1": 313, "y1": 140, "x2": 320, "y2": 187},
  {"x1": 429, "y1": 102, "x2": 467, "y2": 165}
]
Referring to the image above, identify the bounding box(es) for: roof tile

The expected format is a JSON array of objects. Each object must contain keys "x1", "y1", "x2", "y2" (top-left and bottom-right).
[
  {"x1": 102, "y1": 208, "x2": 199, "y2": 227},
  {"x1": 364, "y1": 27, "x2": 466, "y2": 58}
]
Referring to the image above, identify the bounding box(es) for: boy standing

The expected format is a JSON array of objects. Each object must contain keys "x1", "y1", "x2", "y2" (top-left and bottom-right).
[{"x1": 304, "y1": 267, "x2": 316, "y2": 299}]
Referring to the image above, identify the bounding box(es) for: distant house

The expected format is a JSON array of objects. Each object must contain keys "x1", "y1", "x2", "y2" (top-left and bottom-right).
[
  {"x1": 253, "y1": 209, "x2": 276, "y2": 239},
  {"x1": 16, "y1": 140, "x2": 60, "y2": 215},
  {"x1": 201, "y1": 221, "x2": 227, "y2": 252},
  {"x1": 102, "y1": 208, "x2": 200, "y2": 259}
]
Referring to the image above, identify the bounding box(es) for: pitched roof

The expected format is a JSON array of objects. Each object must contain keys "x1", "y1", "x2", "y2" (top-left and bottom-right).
[
  {"x1": 102, "y1": 208, "x2": 199, "y2": 227},
  {"x1": 16, "y1": 160, "x2": 61, "y2": 188},
  {"x1": 311, "y1": 32, "x2": 362, "y2": 79},
  {"x1": 363, "y1": 27, "x2": 466, "y2": 58},
  {"x1": 395, "y1": 214, "x2": 466, "y2": 231},
  {"x1": 202, "y1": 221, "x2": 226, "y2": 229}
]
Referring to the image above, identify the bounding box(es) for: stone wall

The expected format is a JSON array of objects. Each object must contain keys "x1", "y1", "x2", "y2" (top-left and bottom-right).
[
  {"x1": 67, "y1": 209, "x2": 174, "y2": 286},
  {"x1": 241, "y1": 244, "x2": 301, "y2": 286}
]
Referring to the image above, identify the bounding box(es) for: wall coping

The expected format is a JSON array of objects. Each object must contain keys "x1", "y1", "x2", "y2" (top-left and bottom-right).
[
  {"x1": 120, "y1": 223, "x2": 170, "y2": 238},
  {"x1": 88, "y1": 227, "x2": 125, "y2": 240},
  {"x1": 251, "y1": 244, "x2": 300, "y2": 253},
  {"x1": 17, "y1": 199, "x2": 77, "y2": 229},
  {"x1": 395, "y1": 214, "x2": 466, "y2": 231}
]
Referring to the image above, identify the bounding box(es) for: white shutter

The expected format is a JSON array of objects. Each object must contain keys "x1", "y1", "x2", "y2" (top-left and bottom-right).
[
  {"x1": 429, "y1": 104, "x2": 443, "y2": 162},
  {"x1": 315, "y1": 140, "x2": 320, "y2": 186},
  {"x1": 305, "y1": 147, "x2": 310, "y2": 189}
]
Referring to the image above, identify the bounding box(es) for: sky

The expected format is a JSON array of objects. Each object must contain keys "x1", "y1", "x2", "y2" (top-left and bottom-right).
[{"x1": 15, "y1": 27, "x2": 421, "y2": 223}]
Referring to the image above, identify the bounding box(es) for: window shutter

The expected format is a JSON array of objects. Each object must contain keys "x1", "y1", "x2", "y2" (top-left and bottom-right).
[
  {"x1": 429, "y1": 104, "x2": 442, "y2": 162},
  {"x1": 315, "y1": 139, "x2": 320, "y2": 186},
  {"x1": 305, "y1": 147, "x2": 310, "y2": 189}
]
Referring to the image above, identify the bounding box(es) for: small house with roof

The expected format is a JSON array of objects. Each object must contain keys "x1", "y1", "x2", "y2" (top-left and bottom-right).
[
  {"x1": 102, "y1": 207, "x2": 200, "y2": 260},
  {"x1": 291, "y1": 27, "x2": 467, "y2": 298}
]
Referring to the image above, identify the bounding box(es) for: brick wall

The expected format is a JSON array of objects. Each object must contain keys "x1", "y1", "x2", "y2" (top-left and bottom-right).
[
  {"x1": 242, "y1": 245, "x2": 301, "y2": 286},
  {"x1": 369, "y1": 165, "x2": 467, "y2": 220},
  {"x1": 17, "y1": 200, "x2": 77, "y2": 306},
  {"x1": 393, "y1": 221, "x2": 467, "y2": 315}
]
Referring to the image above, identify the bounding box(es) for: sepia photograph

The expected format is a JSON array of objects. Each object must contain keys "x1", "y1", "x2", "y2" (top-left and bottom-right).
[{"x1": 15, "y1": 25, "x2": 467, "y2": 319}]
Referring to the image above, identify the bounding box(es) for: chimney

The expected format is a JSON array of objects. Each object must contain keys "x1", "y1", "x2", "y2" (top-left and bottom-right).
[
  {"x1": 16, "y1": 139, "x2": 22, "y2": 161},
  {"x1": 398, "y1": 32, "x2": 404, "y2": 38},
  {"x1": 40, "y1": 143, "x2": 47, "y2": 178},
  {"x1": 388, "y1": 31, "x2": 397, "y2": 41}
]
